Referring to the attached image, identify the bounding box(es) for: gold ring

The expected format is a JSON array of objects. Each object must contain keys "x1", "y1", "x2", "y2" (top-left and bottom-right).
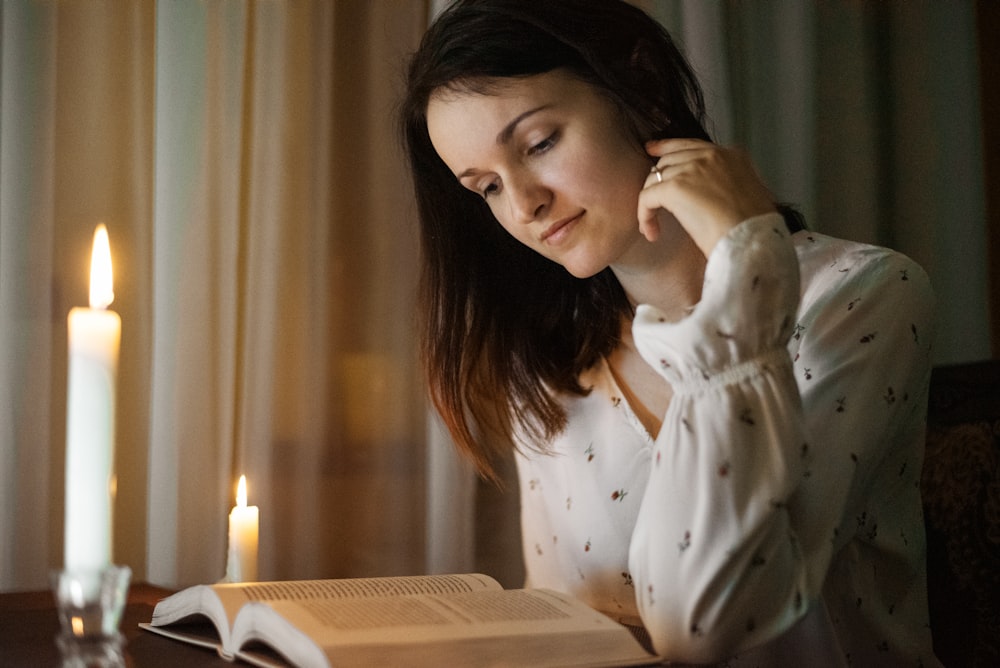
[{"x1": 652, "y1": 167, "x2": 663, "y2": 183}]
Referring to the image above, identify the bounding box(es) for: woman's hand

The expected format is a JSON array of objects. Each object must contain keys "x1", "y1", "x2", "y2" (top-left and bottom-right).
[{"x1": 638, "y1": 139, "x2": 777, "y2": 257}]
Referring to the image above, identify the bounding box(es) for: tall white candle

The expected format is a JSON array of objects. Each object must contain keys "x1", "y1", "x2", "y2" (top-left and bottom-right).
[
  {"x1": 64, "y1": 224, "x2": 121, "y2": 573},
  {"x1": 225, "y1": 475, "x2": 259, "y2": 582}
]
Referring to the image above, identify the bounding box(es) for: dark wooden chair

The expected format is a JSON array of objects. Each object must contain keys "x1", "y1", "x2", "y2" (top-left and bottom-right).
[{"x1": 922, "y1": 360, "x2": 1000, "y2": 667}]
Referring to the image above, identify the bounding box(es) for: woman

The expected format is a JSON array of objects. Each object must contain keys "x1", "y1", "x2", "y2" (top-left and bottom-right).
[{"x1": 401, "y1": 1, "x2": 940, "y2": 665}]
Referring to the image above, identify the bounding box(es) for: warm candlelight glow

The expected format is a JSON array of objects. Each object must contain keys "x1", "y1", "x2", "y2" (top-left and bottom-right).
[
  {"x1": 89, "y1": 224, "x2": 114, "y2": 310},
  {"x1": 237, "y1": 475, "x2": 248, "y2": 508},
  {"x1": 226, "y1": 474, "x2": 259, "y2": 582}
]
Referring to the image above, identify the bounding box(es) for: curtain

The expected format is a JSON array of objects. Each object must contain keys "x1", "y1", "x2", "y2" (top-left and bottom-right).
[
  {"x1": 646, "y1": 0, "x2": 989, "y2": 364},
  {"x1": 1, "y1": 0, "x2": 429, "y2": 591},
  {"x1": 1, "y1": 0, "x2": 157, "y2": 590}
]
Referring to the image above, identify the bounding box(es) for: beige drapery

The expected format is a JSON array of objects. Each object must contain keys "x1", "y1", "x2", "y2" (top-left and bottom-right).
[{"x1": 1, "y1": 0, "x2": 430, "y2": 591}]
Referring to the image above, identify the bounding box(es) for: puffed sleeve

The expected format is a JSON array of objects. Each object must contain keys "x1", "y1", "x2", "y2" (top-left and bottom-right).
[{"x1": 626, "y1": 213, "x2": 933, "y2": 663}]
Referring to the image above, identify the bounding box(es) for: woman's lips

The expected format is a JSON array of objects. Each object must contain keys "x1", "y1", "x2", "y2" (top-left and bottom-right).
[{"x1": 541, "y1": 212, "x2": 583, "y2": 245}]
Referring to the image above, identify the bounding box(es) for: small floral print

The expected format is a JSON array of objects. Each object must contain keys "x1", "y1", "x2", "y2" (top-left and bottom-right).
[
  {"x1": 678, "y1": 531, "x2": 691, "y2": 554},
  {"x1": 866, "y1": 523, "x2": 878, "y2": 541},
  {"x1": 611, "y1": 489, "x2": 627, "y2": 502}
]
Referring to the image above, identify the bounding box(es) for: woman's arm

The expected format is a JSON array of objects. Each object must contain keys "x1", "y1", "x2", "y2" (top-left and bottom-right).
[{"x1": 627, "y1": 215, "x2": 933, "y2": 662}]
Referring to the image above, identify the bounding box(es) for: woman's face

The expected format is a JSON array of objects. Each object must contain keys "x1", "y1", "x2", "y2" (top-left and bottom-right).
[{"x1": 426, "y1": 70, "x2": 654, "y2": 279}]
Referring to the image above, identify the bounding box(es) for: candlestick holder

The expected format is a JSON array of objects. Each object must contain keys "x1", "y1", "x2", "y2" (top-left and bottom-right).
[{"x1": 51, "y1": 565, "x2": 131, "y2": 667}]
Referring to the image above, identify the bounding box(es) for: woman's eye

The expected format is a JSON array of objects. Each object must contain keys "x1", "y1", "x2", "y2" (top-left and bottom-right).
[
  {"x1": 482, "y1": 182, "x2": 500, "y2": 199},
  {"x1": 528, "y1": 132, "x2": 559, "y2": 156}
]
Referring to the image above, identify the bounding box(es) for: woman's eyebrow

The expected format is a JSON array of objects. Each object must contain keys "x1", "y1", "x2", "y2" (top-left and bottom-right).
[
  {"x1": 456, "y1": 104, "x2": 554, "y2": 180},
  {"x1": 496, "y1": 104, "x2": 552, "y2": 145}
]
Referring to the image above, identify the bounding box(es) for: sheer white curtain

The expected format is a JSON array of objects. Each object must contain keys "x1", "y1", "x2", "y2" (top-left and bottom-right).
[
  {"x1": 1, "y1": 0, "x2": 156, "y2": 591},
  {"x1": 1, "y1": 0, "x2": 429, "y2": 591}
]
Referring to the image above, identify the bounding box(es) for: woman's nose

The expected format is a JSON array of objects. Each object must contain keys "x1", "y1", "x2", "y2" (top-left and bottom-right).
[{"x1": 506, "y1": 174, "x2": 550, "y2": 224}]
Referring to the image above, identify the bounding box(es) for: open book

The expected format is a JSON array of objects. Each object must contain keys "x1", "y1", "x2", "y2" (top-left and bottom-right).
[{"x1": 140, "y1": 573, "x2": 659, "y2": 667}]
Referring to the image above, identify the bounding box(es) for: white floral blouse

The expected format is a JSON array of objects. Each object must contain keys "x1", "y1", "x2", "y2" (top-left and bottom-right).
[{"x1": 514, "y1": 213, "x2": 941, "y2": 666}]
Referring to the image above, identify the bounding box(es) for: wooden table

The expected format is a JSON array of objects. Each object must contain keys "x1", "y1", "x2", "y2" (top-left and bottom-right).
[{"x1": 0, "y1": 583, "x2": 235, "y2": 667}]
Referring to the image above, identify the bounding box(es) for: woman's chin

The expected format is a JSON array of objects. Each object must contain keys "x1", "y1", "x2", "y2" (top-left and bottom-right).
[{"x1": 559, "y1": 260, "x2": 607, "y2": 280}]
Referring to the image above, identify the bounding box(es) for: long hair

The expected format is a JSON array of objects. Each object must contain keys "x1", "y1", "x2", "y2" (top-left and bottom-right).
[{"x1": 400, "y1": 0, "x2": 802, "y2": 479}]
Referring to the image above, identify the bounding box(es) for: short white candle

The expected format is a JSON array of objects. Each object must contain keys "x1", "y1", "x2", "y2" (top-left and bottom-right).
[
  {"x1": 64, "y1": 224, "x2": 121, "y2": 573},
  {"x1": 225, "y1": 475, "x2": 259, "y2": 582}
]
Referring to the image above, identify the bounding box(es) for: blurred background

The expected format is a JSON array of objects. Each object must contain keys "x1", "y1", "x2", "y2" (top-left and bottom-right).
[{"x1": 1, "y1": 0, "x2": 995, "y2": 593}]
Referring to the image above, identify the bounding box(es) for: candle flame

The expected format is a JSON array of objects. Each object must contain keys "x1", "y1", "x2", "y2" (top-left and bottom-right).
[
  {"x1": 237, "y1": 475, "x2": 248, "y2": 508},
  {"x1": 89, "y1": 224, "x2": 114, "y2": 309}
]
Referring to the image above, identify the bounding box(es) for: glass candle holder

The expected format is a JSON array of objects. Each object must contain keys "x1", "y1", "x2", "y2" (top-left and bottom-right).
[{"x1": 51, "y1": 565, "x2": 131, "y2": 668}]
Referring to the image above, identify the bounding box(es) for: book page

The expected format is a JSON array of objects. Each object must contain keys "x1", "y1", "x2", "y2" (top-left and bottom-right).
[
  {"x1": 148, "y1": 574, "x2": 501, "y2": 656},
  {"x1": 236, "y1": 589, "x2": 655, "y2": 668},
  {"x1": 237, "y1": 573, "x2": 501, "y2": 603},
  {"x1": 259, "y1": 588, "x2": 650, "y2": 649},
  {"x1": 148, "y1": 584, "x2": 253, "y2": 648}
]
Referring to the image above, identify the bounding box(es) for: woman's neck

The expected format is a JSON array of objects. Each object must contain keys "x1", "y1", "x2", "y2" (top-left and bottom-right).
[{"x1": 610, "y1": 215, "x2": 707, "y2": 321}]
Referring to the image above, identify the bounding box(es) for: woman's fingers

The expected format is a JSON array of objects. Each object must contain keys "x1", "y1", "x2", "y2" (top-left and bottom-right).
[{"x1": 640, "y1": 139, "x2": 776, "y2": 256}]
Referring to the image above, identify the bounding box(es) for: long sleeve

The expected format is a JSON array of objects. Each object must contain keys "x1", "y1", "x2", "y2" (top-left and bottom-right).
[{"x1": 627, "y1": 213, "x2": 934, "y2": 663}]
